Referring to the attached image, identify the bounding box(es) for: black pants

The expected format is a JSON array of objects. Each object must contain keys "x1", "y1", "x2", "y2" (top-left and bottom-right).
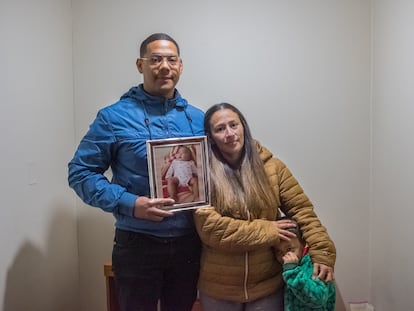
[{"x1": 112, "y1": 229, "x2": 201, "y2": 311}]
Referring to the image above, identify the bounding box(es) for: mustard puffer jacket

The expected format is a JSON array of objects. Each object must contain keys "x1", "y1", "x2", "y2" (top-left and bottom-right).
[{"x1": 194, "y1": 141, "x2": 336, "y2": 302}]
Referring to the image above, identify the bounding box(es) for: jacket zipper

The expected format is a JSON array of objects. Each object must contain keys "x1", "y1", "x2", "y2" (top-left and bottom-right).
[
  {"x1": 243, "y1": 209, "x2": 251, "y2": 300},
  {"x1": 243, "y1": 252, "x2": 249, "y2": 300}
]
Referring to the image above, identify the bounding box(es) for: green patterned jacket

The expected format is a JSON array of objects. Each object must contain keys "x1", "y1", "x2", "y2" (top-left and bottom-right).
[{"x1": 283, "y1": 253, "x2": 336, "y2": 311}]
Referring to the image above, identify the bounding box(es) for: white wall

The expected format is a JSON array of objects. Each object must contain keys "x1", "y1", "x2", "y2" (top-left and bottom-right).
[
  {"x1": 0, "y1": 1, "x2": 79, "y2": 310},
  {"x1": 72, "y1": 1, "x2": 370, "y2": 310},
  {"x1": 371, "y1": 1, "x2": 414, "y2": 310}
]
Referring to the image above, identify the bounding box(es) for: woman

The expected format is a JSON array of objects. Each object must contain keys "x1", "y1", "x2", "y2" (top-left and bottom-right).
[{"x1": 194, "y1": 103, "x2": 336, "y2": 310}]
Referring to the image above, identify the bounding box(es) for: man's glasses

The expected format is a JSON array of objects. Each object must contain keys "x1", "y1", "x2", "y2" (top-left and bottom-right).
[{"x1": 140, "y1": 54, "x2": 180, "y2": 67}]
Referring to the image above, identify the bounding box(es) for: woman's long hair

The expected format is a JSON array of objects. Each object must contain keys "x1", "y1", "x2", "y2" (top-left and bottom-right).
[{"x1": 204, "y1": 103, "x2": 278, "y2": 219}]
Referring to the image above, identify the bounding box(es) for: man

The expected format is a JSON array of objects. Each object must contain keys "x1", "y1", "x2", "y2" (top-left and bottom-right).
[{"x1": 68, "y1": 33, "x2": 204, "y2": 311}]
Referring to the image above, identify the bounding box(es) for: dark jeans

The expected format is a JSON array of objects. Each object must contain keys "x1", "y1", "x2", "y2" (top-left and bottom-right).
[{"x1": 112, "y1": 229, "x2": 201, "y2": 311}]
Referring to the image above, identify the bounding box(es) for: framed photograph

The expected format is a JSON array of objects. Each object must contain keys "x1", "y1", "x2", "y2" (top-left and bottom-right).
[{"x1": 146, "y1": 136, "x2": 211, "y2": 212}]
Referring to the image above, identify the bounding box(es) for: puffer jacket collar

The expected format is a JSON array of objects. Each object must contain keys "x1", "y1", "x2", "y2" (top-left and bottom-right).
[{"x1": 256, "y1": 140, "x2": 274, "y2": 163}]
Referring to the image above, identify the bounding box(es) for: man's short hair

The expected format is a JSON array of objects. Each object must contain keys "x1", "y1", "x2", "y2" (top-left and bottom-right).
[{"x1": 140, "y1": 33, "x2": 180, "y2": 57}]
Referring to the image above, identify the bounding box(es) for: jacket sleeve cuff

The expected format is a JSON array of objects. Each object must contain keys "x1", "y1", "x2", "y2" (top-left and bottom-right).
[
  {"x1": 117, "y1": 192, "x2": 138, "y2": 217},
  {"x1": 308, "y1": 250, "x2": 336, "y2": 268},
  {"x1": 283, "y1": 262, "x2": 299, "y2": 271}
]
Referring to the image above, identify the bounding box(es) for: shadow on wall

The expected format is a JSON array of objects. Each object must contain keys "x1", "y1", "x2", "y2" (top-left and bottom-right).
[
  {"x1": 76, "y1": 204, "x2": 115, "y2": 311},
  {"x1": 3, "y1": 241, "x2": 47, "y2": 310},
  {"x1": 3, "y1": 203, "x2": 79, "y2": 311},
  {"x1": 335, "y1": 281, "x2": 347, "y2": 311}
]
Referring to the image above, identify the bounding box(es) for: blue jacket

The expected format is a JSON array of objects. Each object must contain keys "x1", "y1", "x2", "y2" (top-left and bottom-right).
[{"x1": 68, "y1": 85, "x2": 204, "y2": 237}]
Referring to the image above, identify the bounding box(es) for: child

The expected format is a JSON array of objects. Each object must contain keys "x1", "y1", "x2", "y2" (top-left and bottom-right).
[
  {"x1": 164, "y1": 145, "x2": 199, "y2": 202},
  {"x1": 275, "y1": 217, "x2": 336, "y2": 311}
]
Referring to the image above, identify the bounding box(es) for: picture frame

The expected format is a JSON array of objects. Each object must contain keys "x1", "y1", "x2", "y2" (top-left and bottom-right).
[{"x1": 146, "y1": 136, "x2": 211, "y2": 212}]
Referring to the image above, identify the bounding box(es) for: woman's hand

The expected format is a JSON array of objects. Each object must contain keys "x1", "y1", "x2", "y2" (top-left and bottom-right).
[
  {"x1": 273, "y1": 219, "x2": 297, "y2": 241},
  {"x1": 313, "y1": 263, "x2": 335, "y2": 283}
]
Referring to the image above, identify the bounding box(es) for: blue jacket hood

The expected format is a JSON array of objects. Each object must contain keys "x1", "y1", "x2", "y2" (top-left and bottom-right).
[{"x1": 120, "y1": 85, "x2": 188, "y2": 109}]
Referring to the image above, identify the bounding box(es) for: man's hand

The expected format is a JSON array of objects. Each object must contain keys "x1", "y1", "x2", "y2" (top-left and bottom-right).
[
  {"x1": 313, "y1": 263, "x2": 335, "y2": 283},
  {"x1": 133, "y1": 196, "x2": 175, "y2": 221}
]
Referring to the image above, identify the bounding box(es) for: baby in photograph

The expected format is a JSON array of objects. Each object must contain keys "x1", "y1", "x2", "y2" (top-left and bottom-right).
[{"x1": 164, "y1": 145, "x2": 199, "y2": 203}]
